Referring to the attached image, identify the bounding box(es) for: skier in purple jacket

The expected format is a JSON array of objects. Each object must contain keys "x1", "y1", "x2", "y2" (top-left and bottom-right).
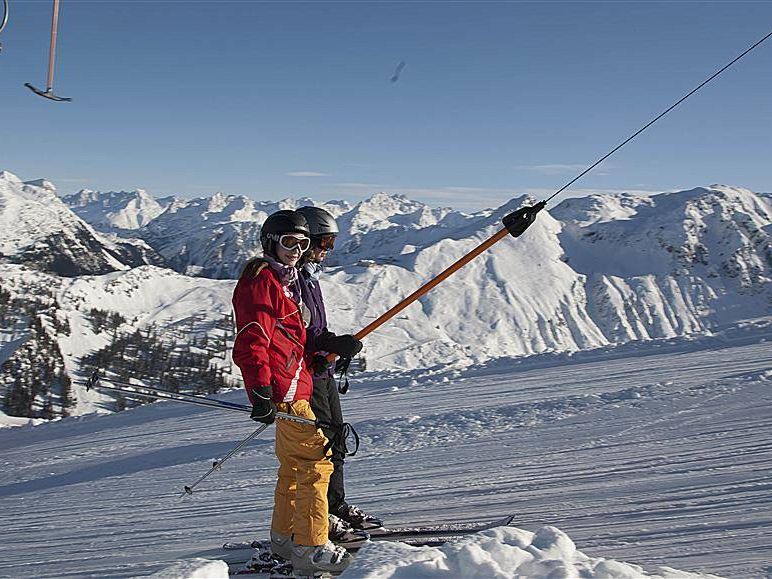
[{"x1": 296, "y1": 206, "x2": 384, "y2": 541}]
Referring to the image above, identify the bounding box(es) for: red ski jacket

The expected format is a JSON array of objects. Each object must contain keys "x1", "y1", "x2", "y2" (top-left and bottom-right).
[{"x1": 232, "y1": 262, "x2": 313, "y2": 404}]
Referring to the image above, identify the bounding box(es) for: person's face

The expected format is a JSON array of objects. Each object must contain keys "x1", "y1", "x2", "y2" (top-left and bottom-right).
[
  {"x1": 308, "y1": 246, "x2": 327, "y2": 263},
  {"x1": 307, "y1": 234, "x2": 336, "y2": 263},
  {"x1": 275, "y1": 234, "x2": 309, "y2": 267}
]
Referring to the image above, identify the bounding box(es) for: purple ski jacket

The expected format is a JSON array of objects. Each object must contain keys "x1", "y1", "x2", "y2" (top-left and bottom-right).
[{"x1": 298, "y1": 263, "x2": 333, "y2": 378}]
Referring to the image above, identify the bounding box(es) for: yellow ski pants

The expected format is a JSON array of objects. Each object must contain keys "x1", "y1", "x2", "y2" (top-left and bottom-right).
[{"x1": 271, "y1": 400, "x2": 334, "y2": 546}]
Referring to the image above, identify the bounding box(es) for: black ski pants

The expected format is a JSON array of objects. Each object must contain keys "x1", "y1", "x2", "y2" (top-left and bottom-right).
[{"x1": 309, "y1": 374, "x2": 347, "y2": 512}]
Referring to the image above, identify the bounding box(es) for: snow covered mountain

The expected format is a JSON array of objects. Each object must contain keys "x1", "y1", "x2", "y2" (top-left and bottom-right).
[
  {"x1": 2, "y1": 172, "x2": 771, "y2": 421},
  {"x1": 62, "y1": 187, "x2": 174, "y2": 231},
  {"x1": 0, "y1": 172, "x2": 163, "y2": 276},
  {"x1": 553, "y1": 185, "x2": 772, "y2": 340},
  {"x1": 65, "y1": 187, "x2": 468, "y2": 276},
  {"x1": 136, "y1": 193, "x2": 351, "y2": 278},
  {"x1": 329, "y1": 192, "x2": 469, "y2": 267}
]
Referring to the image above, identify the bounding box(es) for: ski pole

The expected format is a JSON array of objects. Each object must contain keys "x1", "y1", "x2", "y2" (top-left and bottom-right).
[
  {"x1": 181, "y1": 417, "x2": 360, "y2": 496},
  {"x1": 86, "y1": 370, "x2": 317, "y2": 426},
  {"x1": 181, "y1": 422, "x2": 270, "y2": 497},
  {"x1": 325, "y1": 203, "x2": 544, "y2": 363},
  {"x1": 88, "y1": 371, "x2": 252, "y2": 412},
  {"x1": 86, "y1": 371, "x2": 250, "y2": 415},
  {"x1": 86, "y1": 372, "x2": 333, "y2": 495}
]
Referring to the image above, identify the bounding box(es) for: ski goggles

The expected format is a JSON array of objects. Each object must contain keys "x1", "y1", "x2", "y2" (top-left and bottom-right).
[
  {"x1": 312, "y1": 234, "x2": 336, "y2": 250},
  {"x1": 276, "y1": 234, "x2": 311, "y2": 252}
]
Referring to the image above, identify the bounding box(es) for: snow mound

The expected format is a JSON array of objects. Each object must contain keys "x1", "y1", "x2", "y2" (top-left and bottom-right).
[
  {"x1": 342, "y1": 526, "x2": 724, "y2": 579},
  {"x1": 0, "y1": 409, "x2": 45, "y2": 429},
  {"x1": 143, "y1": 558, "x2": 228, "y2": 579}
]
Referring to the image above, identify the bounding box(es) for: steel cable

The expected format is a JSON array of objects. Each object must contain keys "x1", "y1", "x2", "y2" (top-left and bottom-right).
[{"x1": 545, "y1": 27, "x2": 772, "y2": 205}]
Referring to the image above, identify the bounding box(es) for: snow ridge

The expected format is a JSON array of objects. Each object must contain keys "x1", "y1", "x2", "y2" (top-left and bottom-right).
[{"x1": 1, "y1": 172, "x2": 129, "y2": 276}]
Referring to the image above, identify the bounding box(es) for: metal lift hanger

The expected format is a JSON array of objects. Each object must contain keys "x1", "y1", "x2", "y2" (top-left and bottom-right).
[
  {"x1": 25, "y1": 0, "x2": 71, "y2": 101},
  {"x1": 0, "y1": 0, "x2": 9, "y2": 53}
]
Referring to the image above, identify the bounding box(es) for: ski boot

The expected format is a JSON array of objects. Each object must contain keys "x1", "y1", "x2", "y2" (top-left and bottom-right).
[
  {"x1": 270, "y1": 530, "x2": 293, "y2": 560},
  {"x1": 291, "y1": 540, "x2": 352, "y2": 577},
  {"x1": 267, "y1": 559, "x2": 294, "y2": 578},
  {"x1": 331, "y1": 503, "x2": 383, "y2": 531},
  {"x1": 242, "y1": 540, "x2": 280, "y2": 574},
  {"x1": 328, "y1": 513, "x2": 369, "y2": 548}
]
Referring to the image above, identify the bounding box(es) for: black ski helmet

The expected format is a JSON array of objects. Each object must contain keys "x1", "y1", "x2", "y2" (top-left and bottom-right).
[
  {"x1": 297, "y1": 206, "x2": 339, "y2": 237},
  {"x1": 260, "y1": 210, "x2": 310, "y2": 258}
]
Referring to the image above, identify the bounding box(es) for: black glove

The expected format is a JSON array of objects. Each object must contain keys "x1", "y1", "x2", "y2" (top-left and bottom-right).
[
  {"x1": 311, "y1": 354, "x2": 331, "y2": 375},
  {"x1": 250, "y1": 385, "x2": 276, "y2": 424},
  {"x1": 316, "y1": 331, "x2": 363, "y2": 358}
]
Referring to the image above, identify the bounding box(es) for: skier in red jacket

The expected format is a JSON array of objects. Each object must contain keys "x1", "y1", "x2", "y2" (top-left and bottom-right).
[{"x1": 232, "y1": 210, "x2": 351, "y2": 577}]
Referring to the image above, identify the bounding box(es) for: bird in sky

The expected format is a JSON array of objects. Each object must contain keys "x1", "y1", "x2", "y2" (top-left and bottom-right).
[{"x1": 390, "y1": 60, "x2": 406, "y2": 83}]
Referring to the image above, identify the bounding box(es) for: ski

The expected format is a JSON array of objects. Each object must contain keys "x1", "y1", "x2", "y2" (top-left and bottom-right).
[
  {"x1": 223, "y1": 513, "x2": 514, "y2": 551},
  {"x1": 224, "y1": 540, "x2": 268, "y2": 551},
  {"x1": 226, "y1": 531, "x2": 502, "y2": 577},
  {"x1": 230, "y1": 560, "x2": 295, "y2": 577},
  {"x1": 367, "y1": 513, "x2": 515, "y2": 540},
  {"x1": 227, "y1": 545, "x2": 339, "y2": 577},
  {"x1": 224, "y1": 536, "x2": 368, "y2": 552},
  {"x1": 223, "y1": 513, "x2": 516, "y2": 575},
  {"x1": 231, "y1": 566, "x2": 336, "y2": 578}
]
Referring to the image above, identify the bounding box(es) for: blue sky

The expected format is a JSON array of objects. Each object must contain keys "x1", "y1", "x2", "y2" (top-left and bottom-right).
[{"x1": 1, "y1": 1, "x2": 771, "y2": 209}]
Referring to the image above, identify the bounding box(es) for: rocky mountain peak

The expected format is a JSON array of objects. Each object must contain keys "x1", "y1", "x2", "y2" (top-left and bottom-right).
[
  {"x1": 0, "y1": 170, "x2": 22, "y2": 184},
  {"x1": 23, "y1": 178, "x2": 57, "y2": 193}
]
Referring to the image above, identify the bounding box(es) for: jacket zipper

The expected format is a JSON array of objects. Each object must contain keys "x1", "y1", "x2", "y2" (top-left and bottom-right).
[
  {"x1": 275, "y1": 321, "x2": 305, "y2": 349},
  {"x1": 285, "y1": 350, "x2": 296, "y2": 371}
]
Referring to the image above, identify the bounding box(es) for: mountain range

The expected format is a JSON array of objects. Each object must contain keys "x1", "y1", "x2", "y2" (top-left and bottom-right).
[{"x1": 0, "y1": 169, "x2": 770, "y2": 420}]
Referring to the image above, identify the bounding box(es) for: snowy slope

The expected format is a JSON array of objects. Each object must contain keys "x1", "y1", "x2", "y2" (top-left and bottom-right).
[
  {"x1": 0, "y1": 264, "x2": 239, "y2": 419},
  {"x1": 554, "y1": 185, "x2": 772, "y2": 341},
  {"x1": 0, "y1": 324, "x2": 769, "y2": 577},
  {"x1": 0, "y1": 172, "x2": 161, "y2": 276}
]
